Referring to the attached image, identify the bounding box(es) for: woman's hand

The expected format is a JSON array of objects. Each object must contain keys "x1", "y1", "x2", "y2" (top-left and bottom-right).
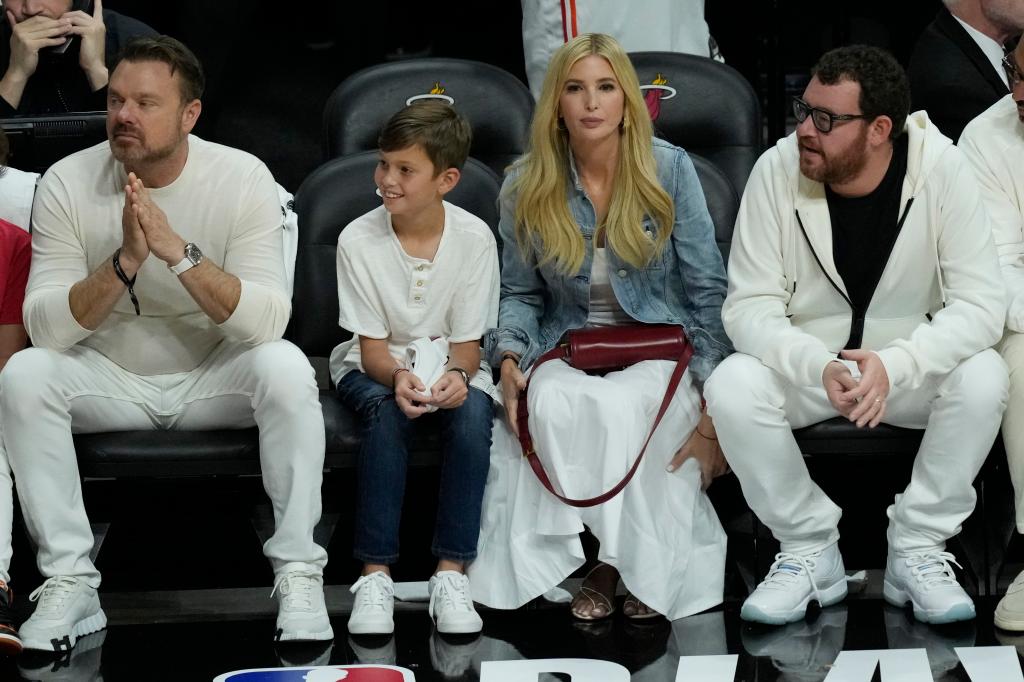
[
  {"x1": 394, "y1": 371, "x2": 430, "y2": 420},
  {"x1": 667, "y1": 414, "x2": 728, "y2": 489},
  {"x1": 500, "y1": 357, "x2": 527, "y2": 436}
]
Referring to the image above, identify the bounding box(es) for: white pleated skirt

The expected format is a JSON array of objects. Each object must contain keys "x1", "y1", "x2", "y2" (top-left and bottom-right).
[{"x1": 468, "y1": 358, "x2": 727, "y2": 620}]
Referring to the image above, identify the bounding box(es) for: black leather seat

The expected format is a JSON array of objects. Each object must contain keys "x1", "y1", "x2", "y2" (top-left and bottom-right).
[
  {"x1": 322, "y1": 58, "x2": 533, "y2": 177},
  {"x1": 689, "y1": 153, "x2": 739, "y2": 263},
  {"x1": 629, "y1": 52, "x2": 761, "y2": 200},
  {"x1": 290, "y1": 151, "x2": 503, "y2": 467}
]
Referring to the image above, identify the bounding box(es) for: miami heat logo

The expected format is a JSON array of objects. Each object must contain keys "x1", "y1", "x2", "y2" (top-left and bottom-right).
[
  {"x1": 405, "y1": 82, "x2": 455, "y2": 106},
  {"x1": 639, "y1": 73, "x2": 676, "y2": 121}
]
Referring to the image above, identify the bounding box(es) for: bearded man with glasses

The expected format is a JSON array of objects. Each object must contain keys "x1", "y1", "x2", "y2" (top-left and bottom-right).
[
  {"x1": 705, "y1": 44, "x2": 1007, "y2": 626},
  {"x1": 960, "y1": 37, "x2": 1024, "y2": 634}
]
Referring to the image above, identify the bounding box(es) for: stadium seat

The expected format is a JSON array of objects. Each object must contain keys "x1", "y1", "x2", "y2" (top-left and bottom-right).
[
  {"x1": 629, "y1": 51, "x2": 761, "y2": 199},
  {"x1": 323, "y1": 58, "x2": 533, "y2": 177}
]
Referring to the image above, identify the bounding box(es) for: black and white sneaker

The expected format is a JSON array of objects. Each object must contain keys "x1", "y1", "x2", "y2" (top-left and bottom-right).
[{"x1": 0, "y1": 580, "x2": 23, "y2": 655}]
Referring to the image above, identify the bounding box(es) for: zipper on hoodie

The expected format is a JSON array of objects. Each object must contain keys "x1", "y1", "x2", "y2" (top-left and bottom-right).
[{"x1": 795, "y1": 197, "x2": 915, "y2": 352}]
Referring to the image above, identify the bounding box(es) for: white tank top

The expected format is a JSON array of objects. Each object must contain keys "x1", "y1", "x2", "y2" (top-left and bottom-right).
[{"x1": 586, "y1": 248, "x2": 633, "y2": 327}]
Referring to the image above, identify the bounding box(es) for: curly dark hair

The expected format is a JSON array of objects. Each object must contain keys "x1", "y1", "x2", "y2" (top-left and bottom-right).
[{"x1": 812, "y1": 45, "x2": 910, "y2": 140}]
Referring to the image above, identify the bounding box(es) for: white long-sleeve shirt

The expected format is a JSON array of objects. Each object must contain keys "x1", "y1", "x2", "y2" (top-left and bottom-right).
[
  {"x1": 959, "y1": 94, "x2": 1024, "y2": 333},
  {"x1": 26, "y1": 135, "x2": 290, "y2": 375}
]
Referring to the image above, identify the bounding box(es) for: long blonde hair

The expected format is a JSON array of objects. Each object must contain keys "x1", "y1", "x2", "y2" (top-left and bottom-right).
[{"x1": 509, "y1": 33, "x2": 674, "y2": 273}]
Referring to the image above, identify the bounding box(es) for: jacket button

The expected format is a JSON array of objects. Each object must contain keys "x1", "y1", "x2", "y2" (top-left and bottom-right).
[{"x1": 617, "y1": 269, "x2": 627, "y2": 278}]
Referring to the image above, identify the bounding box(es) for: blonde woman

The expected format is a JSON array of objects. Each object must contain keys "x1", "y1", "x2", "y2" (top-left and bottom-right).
[{"x1": 468, "y1": 33, "x2": 732, "y2": 621}]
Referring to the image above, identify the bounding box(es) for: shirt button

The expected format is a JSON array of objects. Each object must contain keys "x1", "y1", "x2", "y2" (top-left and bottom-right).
[
  {"x1": 414, "y1": 296, "x2": 422, "y2": 301},
  {"x1": 416, "y1": 265, "x2": 425, "y2": 271},
  {"x1": 617, "y1": 269, "x2": 627, "y2": 278},
  {"x1": 416, "y1": 280, "x2": 424, "y2": 286}
]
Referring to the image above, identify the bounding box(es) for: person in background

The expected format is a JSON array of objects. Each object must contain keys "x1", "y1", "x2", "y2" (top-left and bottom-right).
[
  {"x1": 0, "y1": 124, "x2": 30, "y2": 657},
  {"x1": 908, "y1": 0, "x2": 1024, "y2": 141},
  {"x1": 0, "y1": 0, "x2": 155, "y2": 114}
]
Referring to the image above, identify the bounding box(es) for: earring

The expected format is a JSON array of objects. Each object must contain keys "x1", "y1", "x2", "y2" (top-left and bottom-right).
[{"x1": 557, "y1": 116, "x2": 567, "y2": 131}]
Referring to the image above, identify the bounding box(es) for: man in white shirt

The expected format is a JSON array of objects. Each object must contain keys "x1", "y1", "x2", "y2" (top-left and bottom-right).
[
  {"x1": 706, "y1": 45, "x2": 1007, "y2": 627},
  {"x1": 909, "y1": 0, "x2": 1024, "y2": 141},
  {"x1": 0, "y1": 35, "x2": 332, "y2": 651},
  {"x1": 959, "y1": 35, "x2": 1024, "y2": 633}
]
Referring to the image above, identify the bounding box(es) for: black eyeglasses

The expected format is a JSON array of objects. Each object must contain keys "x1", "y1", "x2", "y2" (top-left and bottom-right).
[
  {"x1": 1003, "y1": 53, "x2": 1022, "y2": 88},
  {"x1": 792, "y1": 97, "x2": 872, "y2": 134}
]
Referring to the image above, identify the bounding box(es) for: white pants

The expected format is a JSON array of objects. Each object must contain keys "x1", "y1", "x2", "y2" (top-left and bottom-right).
[
  {"x1": 470, "y1": 359, "x2": 727, "y2": 620},
  {"x1": 0, "y1": 340, "x2": 328, "y2": 588},
  {"x1": 999, "y1": 331, "x2": 1024, "y2": 532},
  {"x1": 704, "y1": 350, "x2": 1008, "y2": 555},
  {"x1": 0, "y1": 441, "x2": 11, "y2": 585}
]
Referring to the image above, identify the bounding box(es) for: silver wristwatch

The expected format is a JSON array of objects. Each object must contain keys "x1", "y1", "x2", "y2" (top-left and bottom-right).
[{"x1": 169, "y1": 242, "x2": 203, "y2": 276}]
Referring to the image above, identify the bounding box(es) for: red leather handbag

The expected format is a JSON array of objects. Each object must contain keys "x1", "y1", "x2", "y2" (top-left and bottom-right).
[{"x1": 515, "y1": 324, "x2": 694, "y2": 507}]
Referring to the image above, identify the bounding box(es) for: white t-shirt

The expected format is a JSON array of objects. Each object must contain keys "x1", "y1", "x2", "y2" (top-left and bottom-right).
[
  {"x1": 329, "y1": 201, "x2": 500, "y2": 395},
  {"x1": 26, "y1": 135, "x2": 288, "y2": 375},
  {"x1": 0, "y1": 165, "x2": 39, "y2": 232}
]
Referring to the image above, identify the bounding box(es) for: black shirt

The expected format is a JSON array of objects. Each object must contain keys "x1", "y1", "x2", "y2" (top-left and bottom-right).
[{"x1": 826, "y1": 134, "x2": 910, "y2": 323}]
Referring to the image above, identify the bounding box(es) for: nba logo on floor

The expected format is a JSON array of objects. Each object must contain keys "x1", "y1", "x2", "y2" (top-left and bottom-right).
[{"x1": 214, "y1": 665, "x2": 415, "y2": 681}]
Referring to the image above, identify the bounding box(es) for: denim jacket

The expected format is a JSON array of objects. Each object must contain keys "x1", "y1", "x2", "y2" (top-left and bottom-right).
[{"x1": 483, "y1": 138, "x2": 733, "y2": 391}]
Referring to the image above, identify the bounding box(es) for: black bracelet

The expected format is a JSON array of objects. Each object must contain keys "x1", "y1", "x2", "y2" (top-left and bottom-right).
[
  {"x1": 112, "y1": 248, "x2": 140, "y2": 316},
  {"x1": 447, "y1": 366, "x2": 470, "y2": 387}
]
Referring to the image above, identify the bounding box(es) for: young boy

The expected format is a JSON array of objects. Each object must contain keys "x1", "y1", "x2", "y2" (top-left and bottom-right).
[{"x1": 329, "y1": 100, "x2": 499, "y2": 636}]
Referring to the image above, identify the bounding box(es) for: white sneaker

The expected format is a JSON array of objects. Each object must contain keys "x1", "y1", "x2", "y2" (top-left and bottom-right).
[
  {"x1": 883, "y1": 551, "x2": 975, "y2": 624},
  {"x1": 428, "y1": 571, "x2": 483, "y2": 635},
  {"x1": 995, "y1": 568, "x2": 1024, "y2": 631},
  {"x1": 20, "y1": 576, "x2": 106, "y2": 652},
  {"x1": 272, "y1": 571, "x2": 334, "y2": 642},
  {"x1": 348, "y1": 571, "x2": 395, "y2": 635},
  {"x1": 740, "y1": 545, "x2": 848, "y2": 625}
]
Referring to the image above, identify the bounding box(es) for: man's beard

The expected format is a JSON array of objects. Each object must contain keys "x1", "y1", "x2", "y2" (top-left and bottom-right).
[
  {"x1": 109, "y1": 128, "x2": 182, "y2": 166},
  {"x1": 799, "y1": 125, "x2": 870, "y2": 186}
]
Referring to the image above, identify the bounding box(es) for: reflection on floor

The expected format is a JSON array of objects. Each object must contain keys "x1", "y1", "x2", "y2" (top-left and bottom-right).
[{"x1": 1, "y1": 594, "x2": 1021, "y2": 681}]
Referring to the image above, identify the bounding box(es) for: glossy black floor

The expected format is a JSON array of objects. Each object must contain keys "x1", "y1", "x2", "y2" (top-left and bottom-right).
[
  {"x1": 0, "y1": 597, "x2": 1021, "y2": 681},
  {"x1": 0, "y1": 469, "x2": 1020, "y2": 681}
]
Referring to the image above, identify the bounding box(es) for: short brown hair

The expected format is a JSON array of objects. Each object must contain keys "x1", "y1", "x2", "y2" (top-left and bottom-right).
[
  {"x1": 378, "y1": 100, "x2": 472, "y2": 175},
  {"x1": 115, "y1": 35, "x2": 205, "y2": 104}
]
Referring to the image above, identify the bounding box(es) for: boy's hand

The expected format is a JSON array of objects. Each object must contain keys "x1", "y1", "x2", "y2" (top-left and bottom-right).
[
  {"x1": 429, "y1": 371, "x2": 468, "y2": 410},
  {"x1": 394, "y1": 371, "x2": 430, "y2": 419}
]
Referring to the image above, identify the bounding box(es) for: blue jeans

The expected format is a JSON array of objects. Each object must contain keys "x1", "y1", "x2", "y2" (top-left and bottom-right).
[{"x1": 336, "y1": 370, "x2": 494, "y2": 564}]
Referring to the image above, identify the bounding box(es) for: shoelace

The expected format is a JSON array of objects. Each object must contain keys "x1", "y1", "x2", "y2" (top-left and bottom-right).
[
  {"x1": 29, "y1": 576, "x2": 80, "y2": 615},
  {"x1": 271, "y1": 572, "x2": 319, "y2": 611},
  {"x1": 349, "y1": 572, "x2": 393, "y2": 612},
  {"x1": 904, "y1": 551, "x2": 962, "y2": 591},
  {"x1": 428, "y1": 572, "x2": 472, "y2": 620},
  {"x1": 759, "y1": 552, "x2": 824, "y2": 604}
]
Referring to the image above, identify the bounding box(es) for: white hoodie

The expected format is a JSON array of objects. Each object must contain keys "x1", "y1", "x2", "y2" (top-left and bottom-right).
[{"x1": 723, "y1": 111, "x2": 1005, "y2": 390}]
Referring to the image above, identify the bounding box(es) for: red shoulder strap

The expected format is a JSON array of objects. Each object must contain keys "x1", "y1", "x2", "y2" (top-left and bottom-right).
[{"x1": 515, "y1": 343, "x2": 694, "y2": 508}]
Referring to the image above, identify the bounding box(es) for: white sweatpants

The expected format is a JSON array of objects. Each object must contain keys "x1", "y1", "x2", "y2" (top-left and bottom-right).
[
  {"x1": 0, "y1": 440, "x2": 11, "y2": 585},
  {"x1": 999, "y1": 331, "x2": 1024, "y2": 532},
  {"x1": 0, "y1": 340, "x2": 329, "y2": 588},
  {"x1": 704, "y1": 350, "x2": 1008, "y2": 555}
]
